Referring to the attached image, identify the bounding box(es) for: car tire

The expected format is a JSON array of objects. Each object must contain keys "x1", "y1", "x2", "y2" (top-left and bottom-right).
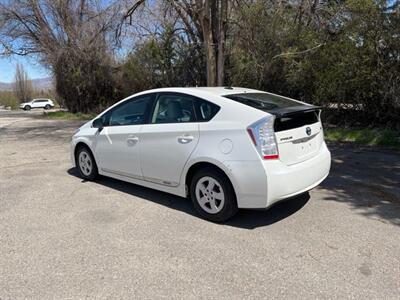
[
  {"x1": 24, "y1": 105, "x2": 31, "y2": 111},
  {"x1": 44, "y1": 104, "x2": 51, "y2": 110},
  {"x1": 76, "y1": 146, "x2": 98, "y2": 181},
  {"x1": 190, "y1": 167, "x2": 238, "y2": 222}
]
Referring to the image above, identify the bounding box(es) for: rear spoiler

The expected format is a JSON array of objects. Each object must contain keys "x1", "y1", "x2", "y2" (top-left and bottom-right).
[{"x1": 267, "y1": 105, "x2": 323, "y2": 118}]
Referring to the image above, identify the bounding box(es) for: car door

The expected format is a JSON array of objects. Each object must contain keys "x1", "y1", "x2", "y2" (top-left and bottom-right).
[
  {"x1": 139, "y1": 92, "x2": 200, "y2": 187},
  {"x1": 94, "y1": 94, "x2": 155, "y2": 180},
  {"x1": 31, "y1": 100, "x2": 40, "y2": 108},
  {"x1": 38, "y1": 100, "x2": 46, "y2": 108}
]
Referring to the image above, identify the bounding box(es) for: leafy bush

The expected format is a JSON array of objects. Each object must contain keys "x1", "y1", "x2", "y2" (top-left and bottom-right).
[{"x1": 0, "y1": 91, "x2": 19, "y2": 109}]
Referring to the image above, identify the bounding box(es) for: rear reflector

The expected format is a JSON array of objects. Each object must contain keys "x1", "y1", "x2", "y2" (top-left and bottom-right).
[{"x1": 263, "y1": 154, "x2": 279, "y2": 160}]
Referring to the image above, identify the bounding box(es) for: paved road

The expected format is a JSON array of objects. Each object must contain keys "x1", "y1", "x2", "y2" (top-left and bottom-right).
[{"x1": 0, "y1": 111, "x2": 399, "y2": 299}]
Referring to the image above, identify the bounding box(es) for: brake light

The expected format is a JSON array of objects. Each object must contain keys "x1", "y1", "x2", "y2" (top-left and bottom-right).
[{"x1": 247, "y1": 116, "x2": 279, "y2": 160}]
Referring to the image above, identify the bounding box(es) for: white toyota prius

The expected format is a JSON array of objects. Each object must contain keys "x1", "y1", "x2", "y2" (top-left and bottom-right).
[{"x1": 71, "y1": 87, "x2": 331, "y2": 222}]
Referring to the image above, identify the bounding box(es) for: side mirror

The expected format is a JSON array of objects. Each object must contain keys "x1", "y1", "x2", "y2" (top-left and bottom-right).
[{"x1": 92, "y1": 118, "x2": 104, "y2": 130}]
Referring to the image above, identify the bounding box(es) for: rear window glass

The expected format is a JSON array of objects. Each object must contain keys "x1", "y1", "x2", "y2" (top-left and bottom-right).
[
  {"x1": 274, "y1": 111, "x2": 319, "y2": 132},
  {"x1": 224, "y1": 93, "x2": 304, "y2": 111}
]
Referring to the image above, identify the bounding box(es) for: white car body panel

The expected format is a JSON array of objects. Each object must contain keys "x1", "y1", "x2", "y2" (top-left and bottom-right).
[
  {"x1": 96, "y1": 125, "x2": 143, "y2": 180},
  {"x1": 139, "y1": 122, "x2": 200, "y2": 187},
  {"x1": 71, "y1": 87, "x2": 331, "y2": 209},
  {"x1": 20, "y1": 99, "x2": 54, "y2": 109}
]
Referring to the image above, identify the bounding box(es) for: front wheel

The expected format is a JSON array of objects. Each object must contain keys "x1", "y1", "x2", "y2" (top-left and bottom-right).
[
  {"x1": 44, "y1": 104, "x2": 51, "y2": 110},
  {"x1": 190, "y1": 168, "x2": 238, "y2": 222},
  {"x1": 24, "y1": 105, "x2": 31, "y2": 111},
  {"x1": 76, "y1": 146, "x2": 98, "y2": 181}
]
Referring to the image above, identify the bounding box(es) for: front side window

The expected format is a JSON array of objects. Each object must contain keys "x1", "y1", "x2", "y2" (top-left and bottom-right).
[
  {"x1": 151, "y1": 93, "x2": 196, "y2": 124},
  {"x1": 107, "y1": 95, "x2": 153, "y2": 126}
]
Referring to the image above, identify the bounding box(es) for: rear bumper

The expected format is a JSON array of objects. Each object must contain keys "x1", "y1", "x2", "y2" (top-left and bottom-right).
[
  {"x1": 226, "y1": 142, "x2": 330, "y2": 209},
  {"x1": 264, "y1": 142, "x2": 331, "y2": 206}
]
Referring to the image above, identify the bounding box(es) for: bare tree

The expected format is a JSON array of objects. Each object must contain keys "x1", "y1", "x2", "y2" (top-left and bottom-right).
[
  {"x1": 0, "y1": 0, "x2": 123, "y2": 112},
  {"x1": 13, "y1": 63, "x2": 33, "y2": 103},
  {"x1": 123, "y1": 0, "x2": 231, "y2": 86}
]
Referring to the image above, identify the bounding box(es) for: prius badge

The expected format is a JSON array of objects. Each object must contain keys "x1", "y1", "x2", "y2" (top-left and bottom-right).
[{"x1": 306, "y1": 127, "x2": 312, "y2": 136}]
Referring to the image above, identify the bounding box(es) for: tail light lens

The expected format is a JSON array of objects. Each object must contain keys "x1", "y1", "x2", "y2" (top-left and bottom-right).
[{"x1": 247, "y1": 116, "x2": 279, "y2": 160}]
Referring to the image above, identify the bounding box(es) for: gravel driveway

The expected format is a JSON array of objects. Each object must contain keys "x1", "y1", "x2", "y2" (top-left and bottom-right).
[{"x1": 0, "y1": 111, "x2": 399, "y2": 299}]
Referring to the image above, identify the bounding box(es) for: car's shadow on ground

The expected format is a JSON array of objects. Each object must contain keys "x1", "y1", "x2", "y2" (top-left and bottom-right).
[{"x1": 67, "y1": 168, "x2": 309, "y2": 229}]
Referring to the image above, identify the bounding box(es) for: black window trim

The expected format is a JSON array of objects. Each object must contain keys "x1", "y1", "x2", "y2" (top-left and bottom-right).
[{"x1": 98, "y1": 91, "x2": 221, "y2": 127}]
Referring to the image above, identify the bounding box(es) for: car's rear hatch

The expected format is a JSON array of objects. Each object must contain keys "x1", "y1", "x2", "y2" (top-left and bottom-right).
[
  {"x1": 224, "y1": 92, "x2": 324, "y2": 166},
  {"x1": 271, "y1": 107, "x2": 323, "y2": 165}
]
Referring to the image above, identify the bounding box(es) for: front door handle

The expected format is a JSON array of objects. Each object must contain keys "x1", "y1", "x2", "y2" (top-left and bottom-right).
[
  {"x1": 126, "y1": 136, "x2": 139, "y2": 146},
  {"x1": 177, "y1": 135, "x2": 194, "y2": 144}
]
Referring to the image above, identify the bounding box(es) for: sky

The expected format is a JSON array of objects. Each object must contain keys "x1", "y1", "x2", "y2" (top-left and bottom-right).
[{"x1": 0, "y1": 55, "x2": 51, "y2": 83}]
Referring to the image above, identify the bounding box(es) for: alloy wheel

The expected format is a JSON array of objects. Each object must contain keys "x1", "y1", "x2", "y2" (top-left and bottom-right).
[
  {"x1": 78, "y1": 151, "x2": 93, "y2": 176},
  {"x1": 195, "y1": 176, "x2": 225, "y2": 214}
]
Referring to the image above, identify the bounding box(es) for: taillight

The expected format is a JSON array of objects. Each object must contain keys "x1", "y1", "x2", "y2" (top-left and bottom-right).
[{"x1": 247, "y1": 116, "x2": 279, "y2": 160}]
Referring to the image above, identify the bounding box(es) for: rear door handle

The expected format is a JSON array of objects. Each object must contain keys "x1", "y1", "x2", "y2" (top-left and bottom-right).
[
  {"x1": 126, "y1": 136, "x2": 139, "y2": 146},
  {"x1": 177, "y1": 135, "x2": 194, "y2": 144}
]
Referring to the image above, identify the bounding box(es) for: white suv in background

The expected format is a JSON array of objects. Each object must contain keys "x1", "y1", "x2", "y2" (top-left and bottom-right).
[
  {"x1": 71, "y1": 87, "x2": 331, "y2": 222},
  {"x1": 20, "y1": 99, "x2": 54, "y2": 110}
]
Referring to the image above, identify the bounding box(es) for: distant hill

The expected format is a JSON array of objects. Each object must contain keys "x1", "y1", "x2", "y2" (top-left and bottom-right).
[
  {"x1": 0, "y1": 77, "x2": 54, "y2": 91},
  {"x1": 32, "y1": 77, "x2": 54, "y2": 91},
  {"x1": 0, "y1": 81, "x2": 12, "y2": 91}
]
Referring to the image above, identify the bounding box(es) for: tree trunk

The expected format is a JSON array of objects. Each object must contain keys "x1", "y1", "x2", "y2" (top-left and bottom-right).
[
  {"x1": 204, "y1": 28, "x2": 218, "y2": 86},
  {"x1": 217, "y1": 0, "x2": 227, "y2": 86},
  {"x1": 201, "y1": 0, "x2": 217, "y2": 86}
]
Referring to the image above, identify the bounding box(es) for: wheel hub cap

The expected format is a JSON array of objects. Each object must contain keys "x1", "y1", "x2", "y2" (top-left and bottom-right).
[
  {"x1": 195, "y1": 177, "x2": 225, "y2": 214},
  {"x1": 78, "y1": 151, "x2": 92, "y2": 176}
]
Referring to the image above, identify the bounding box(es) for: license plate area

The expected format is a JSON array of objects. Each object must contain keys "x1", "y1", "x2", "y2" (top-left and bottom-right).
[{"x1": 293, "y1": 135, "x2": 318, "y2": 158}]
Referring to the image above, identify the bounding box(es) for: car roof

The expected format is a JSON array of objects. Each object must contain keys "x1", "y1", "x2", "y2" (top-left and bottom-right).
[
  {"x1": 188, "y1": 86, "x2": 263, "y2": 96},
  {"x1": 142, "y1": 86, "x2": 264, "y2": 98},
  {"x1": 139, "y1": 86, "x2": 296, "y2": 101},
  {"x1": 137, "y1": 86, "x2": 307, "y2": 108},
  {"x1": 96, "y1": 86, "x2": 283, "y2": 126}
]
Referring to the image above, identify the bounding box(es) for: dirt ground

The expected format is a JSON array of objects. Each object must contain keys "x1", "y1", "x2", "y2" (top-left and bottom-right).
[{"x1": 1, "y1": 111, "x2": 399, "y2": 299}]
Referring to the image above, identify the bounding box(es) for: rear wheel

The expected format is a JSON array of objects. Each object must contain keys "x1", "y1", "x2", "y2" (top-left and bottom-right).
[
  {"x1": 76, "y1": 146, "x2": 98, "y2": 181},
  {"x1": 24, "y1": 105, "x2": 31, "y2": 111},
  {"x1": 190, "y1": 167, "x2": 238, "y2": 222},
  {"x1": 44, "y1": 104, "x2": 51, "y2": 110}
]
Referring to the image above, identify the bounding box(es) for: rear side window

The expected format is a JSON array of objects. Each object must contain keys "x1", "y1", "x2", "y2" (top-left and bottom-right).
[
  {"x1": 151, "y1": 93, "x2": 196, "y2": 124},
  {"x1": 196, "y1": 100, "x2": 220, "y2": 122},
  {"x1": 224, "y1": 93, "x2": 304, "y2": 111}
]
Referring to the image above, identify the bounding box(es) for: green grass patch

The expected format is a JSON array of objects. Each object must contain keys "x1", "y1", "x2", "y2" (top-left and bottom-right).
[
  {"x1": 324, "y1": 128, "x2": 400, "y2": 149},
  {"x1": 43, "y1": 111, "x2": 97, "y2": 121}
]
